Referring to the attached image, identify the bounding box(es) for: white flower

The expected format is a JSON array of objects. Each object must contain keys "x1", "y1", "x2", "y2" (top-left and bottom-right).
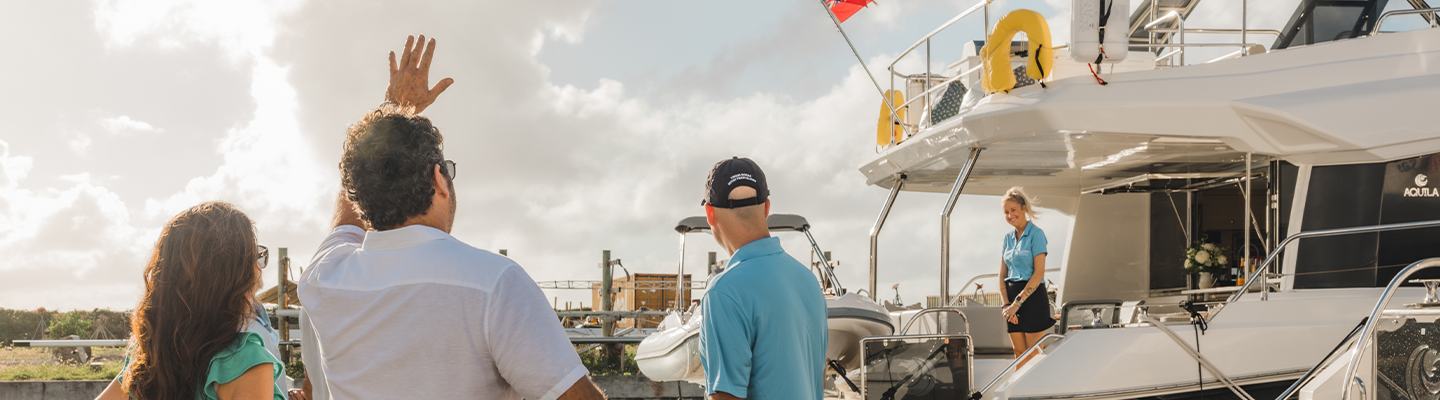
[
  {"x1": 1202, "y1": 243, "x2": 1217, "y2": 251},
  {"x1": 1196, "y1": 250, "x2": 1211, "y2": 265},
  {"x1": 1217, "y1": 255, "x2": 1228, "y2": 266},
  {"x1": 1185, "y1": 259, "x2": 1194, "y2": 269}
]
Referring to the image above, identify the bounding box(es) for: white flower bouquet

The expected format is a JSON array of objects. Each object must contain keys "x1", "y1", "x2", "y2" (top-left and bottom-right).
[{"x1": 1183, "y1": 236, "x2": 1232, "y2": 276}]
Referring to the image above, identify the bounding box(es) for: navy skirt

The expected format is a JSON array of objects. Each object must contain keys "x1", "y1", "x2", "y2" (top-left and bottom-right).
[{"x1": 1005, "y1": 280, "x2": 1055, "y2": 333}]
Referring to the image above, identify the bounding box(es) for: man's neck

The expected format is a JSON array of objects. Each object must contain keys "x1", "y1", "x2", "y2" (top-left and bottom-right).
[
  {"x1": 394, "y1": 216, "x2": 448, "y2": 233},
  {"x1": 724, "y1": 232, "x2": 771, "y2": 255}
]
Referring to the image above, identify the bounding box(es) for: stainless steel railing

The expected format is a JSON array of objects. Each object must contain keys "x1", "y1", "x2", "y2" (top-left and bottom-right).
[
  {"x1": 1369, "y1": 7, "x2": 1440, "y2": 36},
  {"x1": 1224, "y1": 219, "x2": 1440, "y2": 306},
  {"x1": 879, "y1": 0, "x2": 992, "y2": 147},
  {"x1": 899, "y1": 307, "x2": 971, "y2": 335},
  {"x1": 974, "y1": 333, "x2": 1065, "y2": 398},
  {"x1": 1338, "y1": 257, "x2": 1440, "y2": 399}
]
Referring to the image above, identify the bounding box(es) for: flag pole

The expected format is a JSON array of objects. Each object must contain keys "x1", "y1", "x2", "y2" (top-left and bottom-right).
[{"x1": 819, "y1": 1, "x2": 912, "y2": 139}]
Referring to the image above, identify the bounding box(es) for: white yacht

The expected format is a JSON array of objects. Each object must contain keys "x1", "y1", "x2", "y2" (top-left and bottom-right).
[{"x1": 846, "y1": 0, "x2": 1440, "y2": 399}]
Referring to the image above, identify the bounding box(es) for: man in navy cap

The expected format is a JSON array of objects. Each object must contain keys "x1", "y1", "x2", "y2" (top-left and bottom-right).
[{"x1": 698, "y1": 157, "x2": 827, "y2": 400}]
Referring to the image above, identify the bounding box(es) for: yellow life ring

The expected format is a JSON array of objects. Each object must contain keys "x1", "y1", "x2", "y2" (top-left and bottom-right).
[
  {"x1": 981, "y1": 9, "x2": 1053, "y2": 94},
  {"x1": 875, "y1": 90, "x2": 906, "y2": 146}
]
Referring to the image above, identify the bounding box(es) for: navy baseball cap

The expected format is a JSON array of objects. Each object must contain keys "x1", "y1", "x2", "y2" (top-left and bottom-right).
[{"x1": 703, "y1": 157, "x2": 769, "y2": 209}]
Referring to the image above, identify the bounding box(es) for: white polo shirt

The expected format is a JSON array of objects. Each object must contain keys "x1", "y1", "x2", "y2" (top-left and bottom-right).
[{"x1": 298, "y1": 225, "x2": 586, "y2": 400}]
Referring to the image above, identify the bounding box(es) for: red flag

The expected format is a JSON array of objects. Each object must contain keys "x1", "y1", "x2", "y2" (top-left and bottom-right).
[{"x1": 826, "y1": 0, "x2": 875, "y2": 23}]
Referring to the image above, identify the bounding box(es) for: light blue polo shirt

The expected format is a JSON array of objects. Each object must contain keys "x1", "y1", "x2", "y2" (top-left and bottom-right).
[
  {"x1": 700, "y1": 237, "x2": 827, "y2": 400},
  {"x1": 1003, "y1": 221, "x2": 1049, "y2": 282}
]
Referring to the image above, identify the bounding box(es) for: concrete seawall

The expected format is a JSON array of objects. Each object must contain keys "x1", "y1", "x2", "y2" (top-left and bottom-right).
[{"x1": 0, "y1": 376, "x2": 703, "y2": 400}]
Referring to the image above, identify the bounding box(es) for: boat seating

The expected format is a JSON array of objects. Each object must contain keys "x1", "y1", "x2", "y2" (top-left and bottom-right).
[{"x1": 928, "y1": 81, "x2": 967, "y2": 125}]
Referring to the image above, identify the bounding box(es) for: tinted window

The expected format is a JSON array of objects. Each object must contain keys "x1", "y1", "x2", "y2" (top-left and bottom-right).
[
  {"x1": 1151, "y1": 192, "x2": 1189, "y2": 291},
  {"x1": 1376, "y1": 154, "x2": 1440, "y2": 284},
  {"x1": 1293, "y1": 163, "x2": 1384, "y2": 288}
]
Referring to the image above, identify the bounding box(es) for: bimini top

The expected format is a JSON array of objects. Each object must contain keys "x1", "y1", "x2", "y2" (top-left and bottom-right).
[
  {"x1": 673, "y1": 214, "x2": 811, "y2": 234},
  {"x1": 860, "y1": 28, "x2": 1440, "y2": 202}
]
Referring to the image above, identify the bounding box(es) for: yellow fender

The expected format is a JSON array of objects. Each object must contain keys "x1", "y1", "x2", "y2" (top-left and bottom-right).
[
  {"x1": 981, "y1": 9, "x2": 1053, "y2": 94},
  {"x1": 876, "y1": 90, "x2": 906, "y2": 146}
]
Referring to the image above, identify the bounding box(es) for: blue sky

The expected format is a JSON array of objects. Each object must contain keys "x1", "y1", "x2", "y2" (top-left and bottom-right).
[{"x1": 0, "y1": 0, "x2": 1343, "y2": 311}]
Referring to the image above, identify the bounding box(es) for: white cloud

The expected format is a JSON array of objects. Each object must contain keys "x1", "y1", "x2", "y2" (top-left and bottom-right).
[
  {"x1": 6, "y1": 0, "x2": 1085, "y2": 311},
  {"x1": 100, "y1": 115, "x2": 162, "y2": 136}
]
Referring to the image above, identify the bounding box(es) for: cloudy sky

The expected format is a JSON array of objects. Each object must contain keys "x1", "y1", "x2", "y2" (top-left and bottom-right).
[{"x1": 1, "y1": 0, "x2": 1308, "y2": 311}]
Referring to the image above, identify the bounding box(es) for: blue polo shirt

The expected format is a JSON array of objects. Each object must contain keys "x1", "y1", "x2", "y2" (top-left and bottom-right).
[
  {"x1": 700, "y1": 237, "x2": 827, "y2": 400},
  {"x1": 1003, "y1": 221, "x2": 1048, "y2": 282}
]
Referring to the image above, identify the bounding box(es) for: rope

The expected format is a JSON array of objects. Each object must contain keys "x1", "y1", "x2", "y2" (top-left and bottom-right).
[
  {"x1": 1181, "y1": 300, "x2": 1209, "y2": 398},
  {"x1": 1090, "y1": 0, "x2": 1114, "y2": 86}
]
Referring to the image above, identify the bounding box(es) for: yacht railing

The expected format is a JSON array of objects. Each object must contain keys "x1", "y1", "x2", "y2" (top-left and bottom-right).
[
  {"x1": 899, "y1": 307, "x2": 971, "y2": 335},
  {"x1": 878, "y1": 0, "x2": 1268, "y2": 149},
  {"x1": 1137, "y1": 315, "x2": 1256, "y2": 400},
  {"x1": 1337, "y1": 257, "x2": 1440, "y2": 399},
  {"x1": 868, "y1": 174, "x2": 905, "y2": 300},
  {"x1": 1370, "y1": 8, "x2": 1440, "y2": 35},
  {"x1": 1272, "y1": 317, "x2": 1368, "y2": 400},
  {"x1": 974, "y1": 333, "x2": 1065, "y2": 398},
  {"x1": 1225, "y1": 219, "x2": 1440, "y2": 306},
  {"x1": 949, "y1": 268, "x2": 1060, "y2": 307},
  {"x1": 880, "y1": 0, "x2": 992, "y2": 146}
]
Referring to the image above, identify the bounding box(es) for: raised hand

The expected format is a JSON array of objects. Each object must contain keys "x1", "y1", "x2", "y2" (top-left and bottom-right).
[{"x1": 385, "y1": 35, "x2": 455, "y2": 114}]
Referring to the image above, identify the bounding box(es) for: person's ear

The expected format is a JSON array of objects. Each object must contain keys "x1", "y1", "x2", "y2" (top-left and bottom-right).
[
  {"x1": 432, "y1": 164, "x2": 451, "y2": 199},
  {"x1": 763, "y1": 199, "x2": 771, "y2": 216},
  {"x1": 704, "y1": 204, "x2": 716, "y2": 227}
]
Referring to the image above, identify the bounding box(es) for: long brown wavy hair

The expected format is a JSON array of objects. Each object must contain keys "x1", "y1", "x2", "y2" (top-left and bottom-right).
[{"x1": 124, "y1": 202, "x2": 264, "y2": 400}]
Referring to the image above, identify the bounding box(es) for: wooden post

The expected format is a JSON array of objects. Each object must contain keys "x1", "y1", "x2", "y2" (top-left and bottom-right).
[
  {"x1": 278, "y1": 248, "x2": 290, "y2": 365},
  {"x1": 601, "y1": 250, "x2": 619, "y2": 371}
]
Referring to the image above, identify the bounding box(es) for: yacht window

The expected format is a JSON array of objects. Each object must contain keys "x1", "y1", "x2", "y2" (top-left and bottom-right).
[
  {"x1": 1293, "y1": 163, "x2": 1384, "y2": 289},
  {"x1": 1274, "y1": 0, "x2": 1390, "y2": 49},
  {"x1": 1294, "y1": 154, "x2": 1440, "y2": 288}
]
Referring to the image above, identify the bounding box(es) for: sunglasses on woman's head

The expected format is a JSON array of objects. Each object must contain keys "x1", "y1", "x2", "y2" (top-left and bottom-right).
[{"x1": 258, "y1": 245, "x2": 269, "y2": 269}]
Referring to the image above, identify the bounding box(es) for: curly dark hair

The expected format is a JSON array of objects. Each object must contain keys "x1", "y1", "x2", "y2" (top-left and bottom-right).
[{"x1": 340, "y1": 105, "x2": 447, "y2": 231}]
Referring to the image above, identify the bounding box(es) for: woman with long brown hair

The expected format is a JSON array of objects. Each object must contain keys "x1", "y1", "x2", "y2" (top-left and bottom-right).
[{"x1": 96, "y1": 202, "x2": 285, "y2": 400}]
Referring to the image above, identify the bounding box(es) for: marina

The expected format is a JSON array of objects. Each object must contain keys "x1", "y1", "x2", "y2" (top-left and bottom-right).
[{"x1": 4, "y1": 0, "x2": 1440, "y2": 399}]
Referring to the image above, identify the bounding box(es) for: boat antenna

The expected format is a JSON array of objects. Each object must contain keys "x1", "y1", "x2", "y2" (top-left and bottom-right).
[{"x1": 817, "y1": 1, "x2": 910, "y2": 138}]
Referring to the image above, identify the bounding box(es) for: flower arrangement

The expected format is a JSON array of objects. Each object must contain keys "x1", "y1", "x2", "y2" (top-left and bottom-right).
[{"x1": 1182, "y1": 236, "x2": 1231, "y2": 276}]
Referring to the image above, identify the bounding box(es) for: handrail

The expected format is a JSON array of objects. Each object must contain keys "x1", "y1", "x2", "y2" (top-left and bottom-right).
[
  {"x1": 1369, "y1": 7, "x2": 1440, "y2": 36},
  {"x1": 801, "y1": 226, "x2": 847, "y2": 295},
  {"x1": 975, "y1": 333, "x2": 1065, "y2": 397},
  {"x1": 869, "y1": 174, "x2": 906, "y2": 300},
  {"x1": 1137, "y1": 315, "x2": 1255, "y2": 400},
  {"x1": 940, "y1": 148, "x2": 983, "y2": 301},
  {"x1": 1226, "y1": 219, "x2": 1440, "y2": 305},
  {"x1": 1148, "y1": 28, "x2": 1281, "y2": 36},
  {"x1": 900, "y1": 307, "x2": 971, "y2": 335},
  {"x1": 950, "y1": 268, "x2": 1060, "y2": 307},
  {"x1": 1340, "y1": 257, "x2": 1440, "y2": 399},
  {"x1": 887, "y1": 0, "x2": 993, "y2": 76},
  {"x1": 1273, "y1": 317, "x2": 1368, "y2": 400}
]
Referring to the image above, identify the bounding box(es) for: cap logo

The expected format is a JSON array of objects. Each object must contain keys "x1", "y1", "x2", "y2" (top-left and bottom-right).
[{"x1": 728, "y1": 173, "x2": 756, "y2": 186}]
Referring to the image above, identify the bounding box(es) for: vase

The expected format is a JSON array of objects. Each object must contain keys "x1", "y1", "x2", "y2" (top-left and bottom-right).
[{"x1": 1198, "y1": 272, "x2": 1216, "y2": 289}]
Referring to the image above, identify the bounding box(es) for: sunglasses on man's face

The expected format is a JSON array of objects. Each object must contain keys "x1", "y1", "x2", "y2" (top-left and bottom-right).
[{"x1": 258, "y1": 245, "x2": 269, "y2": 269}]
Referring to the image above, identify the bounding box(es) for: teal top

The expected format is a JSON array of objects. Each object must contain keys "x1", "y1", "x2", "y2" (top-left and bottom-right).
[
  {"x1": 700, "y1": 237, "x2": 828, "y2": 400},
  {"x1": 1003, "y1": 221, "x2": 1049, "y2": 281},
  {"x1": 118, "y1": 332, "x2": 285, "y2": 400}
]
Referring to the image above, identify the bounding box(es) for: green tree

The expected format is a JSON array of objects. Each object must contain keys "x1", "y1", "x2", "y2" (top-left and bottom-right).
[{"x1": 48, "y1": 311, "x2": 93, "y2": 339}]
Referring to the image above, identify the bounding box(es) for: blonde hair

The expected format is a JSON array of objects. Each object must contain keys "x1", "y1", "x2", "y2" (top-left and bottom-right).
[{"x1": 1001, "y1": 187, "x2": 1039, "y2": 220}]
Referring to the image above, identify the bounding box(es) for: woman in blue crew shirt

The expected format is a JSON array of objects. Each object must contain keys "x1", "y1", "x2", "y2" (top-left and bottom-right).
[{"x1": 997, "y1": 187, "x2": 1055, "y2": 365}]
